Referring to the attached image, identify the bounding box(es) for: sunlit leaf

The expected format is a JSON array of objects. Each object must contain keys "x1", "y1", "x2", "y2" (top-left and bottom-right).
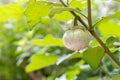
[
  {"x1": 49, "y1": 7, "x2": 74, "y2": 18},
  {"x1": 83, "y1": 46, "x2": 105, "y2": 70},
  {"x1": 54, "y1": 11, "x2": 73, "y2": 21},
  {"x1": 30, "y1": 34, "x2": 64, "y2": 47},
  {"x1": 70, "y1": 0, "x2": 87, "y2": 10},
  {"x1": 51, "y1": 0, "x2": 87, "y2": 21},
  {"x1": 26, "y1": 54, "x2": 59, "y2": 72},
  {"x1": 0, "y1": 5, "x2": 23, "y2": 22},
  {"x1": 98, "y1": 22, "x2": 120, "y2": 38},
  {"x1": 24, "y1": 0, "x2": 53, "y2": 29}
]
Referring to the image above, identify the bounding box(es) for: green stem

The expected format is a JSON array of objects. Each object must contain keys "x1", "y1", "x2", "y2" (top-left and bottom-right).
[
  {"x1": 74, "y1": 16, "x2": 78, "y2": 26},
  {"x1": 93, "y1": 18, "x2": 104, "y2": 27},
  {"x1": 67, "y1": 0, "x2": 69, "y2": 6},
  {"x1": 59, "y1": 0, "x2": 67, "y2": 7},
  {"x1": 87, "y1": 0, "x2": 92, "y2": 29}
]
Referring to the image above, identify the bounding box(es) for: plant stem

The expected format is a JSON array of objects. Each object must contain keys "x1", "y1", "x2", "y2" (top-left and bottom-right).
[
  {"x1": 75, "y1": 8, "x2": 88, "y2": 19},
  {"x1": 67, "y1": 0, "x2": 69, "y2": 6},
  {"x1": 87, "y1": 0, "x2": 92, "y2": 29},
  {"x1": 59, "y1": 0, "x2": 120, "y2": 68},
  {"x1": 59, "y1": 0, "x2": 67, "y2": 7},
  {"x1": 74, "y1": 16, "x2": 78, "y2": 26},
  {"x1": 93, "y1": 18, "x2": 104, "y2": 27}
]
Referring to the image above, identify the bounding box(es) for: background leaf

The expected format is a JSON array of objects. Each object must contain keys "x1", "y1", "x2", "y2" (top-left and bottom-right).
[
  {"x1": 0, "y1": 5, "x2": 23, "y2": 22},
  {"x1": 30, "y1": 34, "x2": 64, "y2": 47},
  {"x1": 24, "y1": 0, "x2": 52, "y2": 29},
  {"x1": 26, "y1": 54, "x2": 59, "y2": 73}
]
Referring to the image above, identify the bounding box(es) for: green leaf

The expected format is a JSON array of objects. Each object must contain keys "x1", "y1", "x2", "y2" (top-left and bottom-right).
[
  {"x1": 26, "y1": 54, "x2": 59, "y2": 73},
  {"x1": 70, "y1": 0, "x2": 87, "y2": 10},
  {"x1": 30, "y1": 34, "x2": 64, "y2": 47},
  {"x1": 83, "y1": 46, "x2": 105, "y2": 70},
  {"x1": 24, "y1": 0, "x2": 52, "y2": 29},
  {"x1": 98, "y1": 22, "x2": 120, "y2": 38},
  {"x1": 49, "y1": 7, "x2": 74, "y2": 18},
  {"x1": 51, "y1": 0, "x2": 87, "y2": 21},
  {"x1": 54, "y1": 11, "x2": 73, "y2": 21},
  {"x1": 0, "y1": 5, "x2": 23, "y2": 22}
]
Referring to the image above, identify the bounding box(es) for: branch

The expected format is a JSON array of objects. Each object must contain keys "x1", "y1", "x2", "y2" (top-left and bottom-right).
[
  {"x1": 77, "y1": 15, "x2": 88, "y2": 30},
  {"x1": 75, "y1": 8, "x2": 88, "y2": 19},
  {"x1": 74, "y1": 16, "x2": 78, "y2": 26},
  {"x1": 59, "y1": 0, "x2": 67, "y2": 7},
  {"x1": 79, "y1": 12, "x2": 88, "y2": 19}
]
